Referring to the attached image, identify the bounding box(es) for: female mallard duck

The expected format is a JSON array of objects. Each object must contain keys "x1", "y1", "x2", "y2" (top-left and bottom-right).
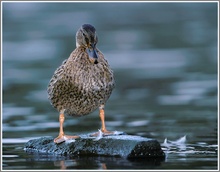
[{"x1": 47, "y1": 24, "x2": 115, "y2": 143}]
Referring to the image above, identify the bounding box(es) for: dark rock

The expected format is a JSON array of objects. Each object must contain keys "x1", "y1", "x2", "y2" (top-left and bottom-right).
[{"x1": 24, "y1": 133, "x2": 165, "y2": 159}]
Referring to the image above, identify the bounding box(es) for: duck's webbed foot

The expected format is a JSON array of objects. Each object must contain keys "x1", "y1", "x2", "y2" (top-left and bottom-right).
[
  {"x1": 54, "y1": 134, "x2": 79, "y2": 144},
  {"x1": 90, "y1": 129, "x2": 116, "y2": 137},
  {"x1": 54, "y1": 113, "x2": 80, "y2": 144}
]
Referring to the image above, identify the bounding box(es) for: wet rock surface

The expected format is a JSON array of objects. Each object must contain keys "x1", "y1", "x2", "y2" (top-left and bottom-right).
[{"x1": 24, "y1": 133, "x2": 165, "y2": 159}]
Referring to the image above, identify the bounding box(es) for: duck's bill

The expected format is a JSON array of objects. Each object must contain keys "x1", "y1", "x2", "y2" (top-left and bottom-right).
[{"x1": 86, "y1": 48, "x2": 99, "y2": 64}]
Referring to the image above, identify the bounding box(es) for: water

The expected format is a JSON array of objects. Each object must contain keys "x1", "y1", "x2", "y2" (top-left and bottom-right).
[{"x1": 2, "y1": 2, "x2": 218, "y2": 170}]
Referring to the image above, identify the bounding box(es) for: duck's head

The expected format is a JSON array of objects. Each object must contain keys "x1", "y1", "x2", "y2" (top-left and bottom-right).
[{"x1": 76, "y1": 24, "x2": 99, "y2": 64}]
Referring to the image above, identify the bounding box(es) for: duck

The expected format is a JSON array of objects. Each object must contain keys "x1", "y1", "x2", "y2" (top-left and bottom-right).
[{"x1": 47, "y1": 24, "x2": 115, "y2": 144}]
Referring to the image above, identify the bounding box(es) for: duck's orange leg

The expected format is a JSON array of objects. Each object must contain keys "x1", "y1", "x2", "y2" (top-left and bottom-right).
[
  {"x1": 54, "y1": 113, "x2": 79, "y2": 144},
  {"x1": 91, "y1": 106, "x2": 115, "y2": 136},
  {"x1": 99, "y1": 108, "x2": 111, "y2": 134}
]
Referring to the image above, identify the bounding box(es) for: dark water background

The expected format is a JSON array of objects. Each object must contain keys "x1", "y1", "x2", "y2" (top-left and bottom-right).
[{"x1": 2, "y1": 2, "x2": 218, "y2": 170}]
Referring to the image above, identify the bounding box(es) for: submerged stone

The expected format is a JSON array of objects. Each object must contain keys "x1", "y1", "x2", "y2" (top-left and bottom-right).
[{"x1": 24, "y1": 133, "x2": 165, "y2": 159}]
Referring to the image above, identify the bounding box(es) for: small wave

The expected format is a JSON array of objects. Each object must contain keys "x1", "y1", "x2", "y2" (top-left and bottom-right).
[
  {"x1": 163, "y1": 135, "x2": 186, "y2": 145},
  {"x1": 161, "y1": 135, "x2": 217, "y2": 155}
]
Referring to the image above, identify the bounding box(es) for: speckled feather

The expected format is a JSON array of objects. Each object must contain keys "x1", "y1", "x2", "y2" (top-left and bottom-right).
[{"x1": 47, "y1": 47, "x2": 115, "y2": 116}]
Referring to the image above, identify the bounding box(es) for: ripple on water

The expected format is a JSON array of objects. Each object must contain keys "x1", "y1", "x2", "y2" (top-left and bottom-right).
[
  {"x1": 161, "y1": 136, "x2": 217, "y2": 155},
  {"x1": 2, "y1": 137, "x2": 41, "y2": 144},
  {"x1": 3, "y1": 105, "x2": 34, "y2": 120},
  {"x1": 126, "y1": 120, "x2": 149, "y2": 127},
  {"x1": 3, "y1": 121, "x2": 58, "y2": 132}
]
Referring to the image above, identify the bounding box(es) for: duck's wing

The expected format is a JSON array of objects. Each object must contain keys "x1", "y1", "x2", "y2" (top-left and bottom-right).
[{"x1": 47, "y1": 59, "x2": 68, "y2": 105}]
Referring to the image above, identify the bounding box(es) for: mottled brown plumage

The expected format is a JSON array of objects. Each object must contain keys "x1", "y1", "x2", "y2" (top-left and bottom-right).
[{"x1": 47, "y1": 24, "x2": 115, "y2": 143}]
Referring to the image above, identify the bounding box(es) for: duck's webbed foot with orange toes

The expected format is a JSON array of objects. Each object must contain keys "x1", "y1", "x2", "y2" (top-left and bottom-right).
[
  {"x1": 54, "y1": 113, "x2": 80, "y2": 144},
  {"x1": 90, "y1": 106, "x2": 116, "y2": 137},
  {"x1": 90, "y1": 129, "x2": 116, "y2": 137},
  {"x1": 54, "y1": 134, "x2": 79, "y2": 144}
]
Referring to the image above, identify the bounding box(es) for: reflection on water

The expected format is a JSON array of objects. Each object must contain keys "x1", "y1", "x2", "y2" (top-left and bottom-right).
[
  {"x1": 24, "y1": 153, "x2": 165, "y2": 170},
  {"x1": 2, "y1": 2, "x2": 218, "y2": 170}
]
